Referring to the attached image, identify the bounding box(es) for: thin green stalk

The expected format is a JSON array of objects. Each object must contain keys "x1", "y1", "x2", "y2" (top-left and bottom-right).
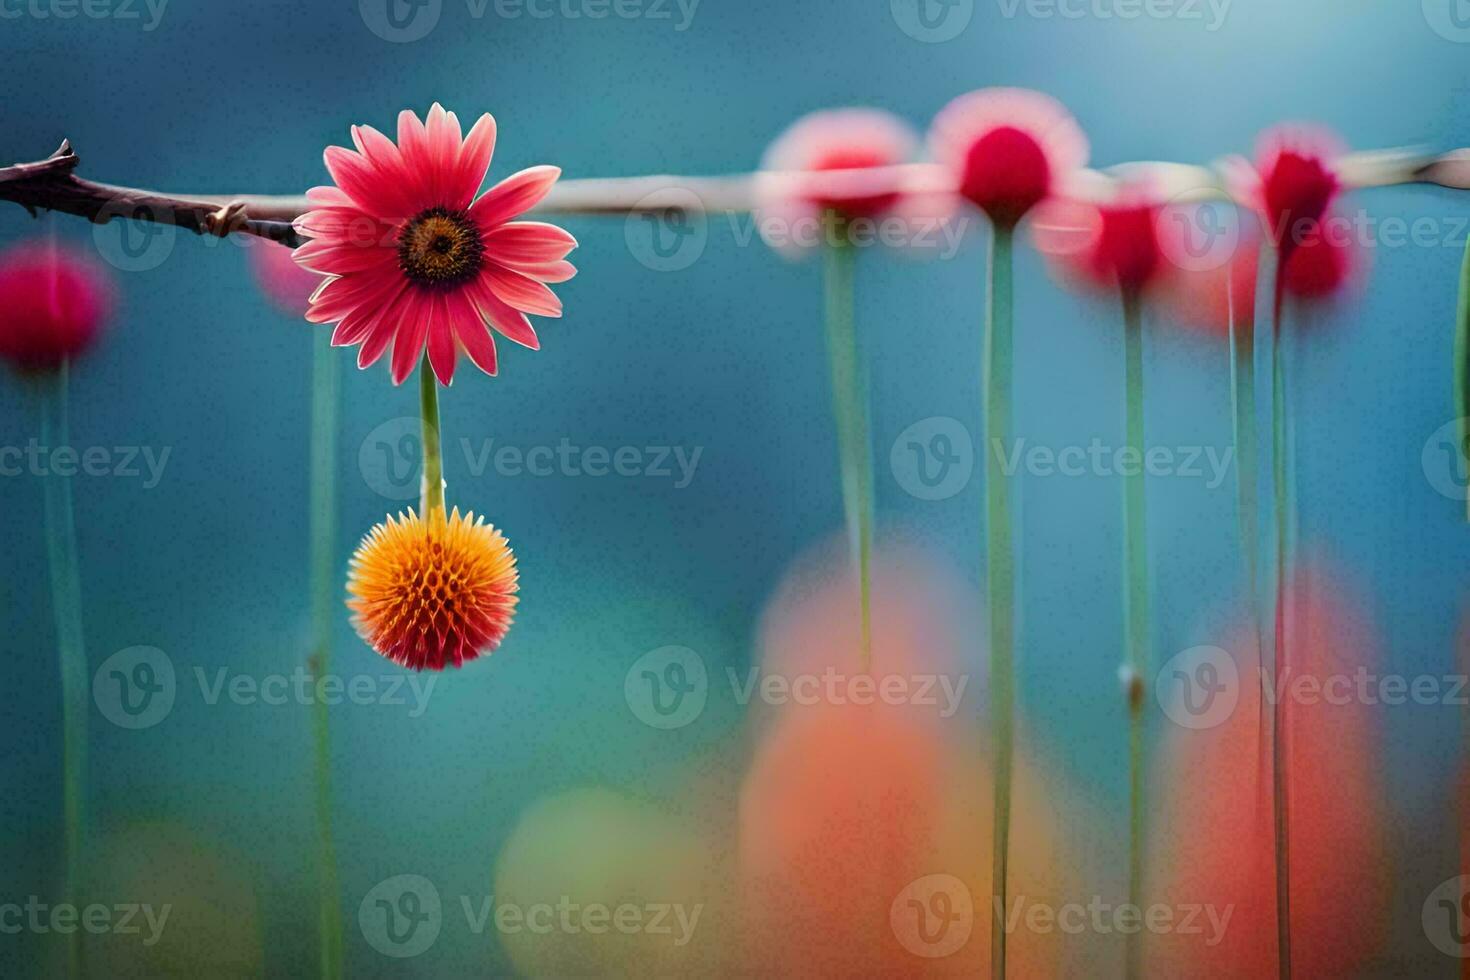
[
  {"x1": 822, "y1": 232, "x2": 873, "y2": 671},
  {"x1": 420, "y1": 356, "x2": 445, "y2": 516},
  {"x1": 1455, "y1": 237, "x2": 1470, "y2": 523},
  {"x1": 306, "y1": 332, "x2": 343, "y2": 980},
  {"x1": 39, "y1": 362, "x2": 87, "y2": 980},
  {"x1": 1270, "y1": 264, "x2": 1292, "y2": 980},
  {"x1": 984, "y1": 224, "x2": 1017, "y2": 980},
  {"x1": 1121, "y1": 288, "x2": 1149, "y2": 980}
]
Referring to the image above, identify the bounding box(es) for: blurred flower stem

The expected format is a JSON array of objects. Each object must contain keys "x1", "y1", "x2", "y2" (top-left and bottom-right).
[
  {"x1": 39, "y1": 361, "x2": 87, "y2": 980},
  {"x1": 1120, "y1": 288, "x2": 1150, "y2": 980},
  {"x1": 306, "y1": 332, "x2": 343, "y2": 980},
  {"x1": 985, "y1": 223, "x2": 1018, "y2": 980},
  {"x1": 420, "y1": 355, "x2": 445, "y2": 516},
  {"x1": 1455, "y1": 238, "x2": 1470, "y2": 523},
  {"x1": 822, "y1": 228, "x2": 873, "y2": 671},
  {"x1": 1270, "y1": 263, "x2": 1293, "y2": 980}
]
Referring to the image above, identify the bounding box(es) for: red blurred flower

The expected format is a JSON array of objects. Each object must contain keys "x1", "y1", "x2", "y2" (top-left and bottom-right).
[
  {"x1": 248, "y1": 239, "x2": 322, "y2": 318},
  {"x1": 1229, "y1": 125, "x2": 1345, "y2": 259},
  {"x1": 1162, "y1": 211, "x2": 1364, "y2": 337},
  {"x1": 929, "y1": 88, "x2": 1088, "y2": 227},
  {"x1": 1151, "y1": 558, "x2": 1388, "y2": 976},
  {"x1": 1034, "y1": 183, "x2": 1170, "y2": 296},
  {"x1": 0, "y1": 239, "x2": 113, "y2": 372},
  {"x1": 755, "y1": 108, "x2": 918, "y2": 255}
]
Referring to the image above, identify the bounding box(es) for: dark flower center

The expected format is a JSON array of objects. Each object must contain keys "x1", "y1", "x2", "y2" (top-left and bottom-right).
[{"x1": 398, "y1": 207, "x2": 484, "y2": 288}]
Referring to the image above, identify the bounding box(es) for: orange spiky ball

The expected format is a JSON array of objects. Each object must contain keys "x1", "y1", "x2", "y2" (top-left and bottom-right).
[{"x1": 346, "y1": 507, "x2": 519, "y2": 671}]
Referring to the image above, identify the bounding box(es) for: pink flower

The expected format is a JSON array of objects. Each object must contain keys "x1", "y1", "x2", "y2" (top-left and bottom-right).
[
  {"x1": 929, "y1": 88, "x2": 1088, "y2": 227},
  {"x1": 248, "y1": 239, "x2": 322, "y2": 318},
  {"x1": 1033, "y1": 182, "x2": 1170, "y2": 296},
  {"x1": 0, "y1": 239, "x2": 113, "y2": 372},
  {"x1": 755, "y1": 108, "x2": 918, "y2": 253},
  {"x1": 295, "y1": 103, "x2": 578, "y2": 386},
  {"x1": 1229, "y1": 124, "x2": 1345, "y2": 259}
]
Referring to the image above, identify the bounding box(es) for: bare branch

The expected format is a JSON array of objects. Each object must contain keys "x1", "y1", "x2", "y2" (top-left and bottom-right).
[{"x1": 0, "y1": 140, "x2": 1464, "y2": 251}]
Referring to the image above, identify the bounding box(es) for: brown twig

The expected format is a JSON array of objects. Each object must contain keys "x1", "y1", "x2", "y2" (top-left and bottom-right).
[{"x1": 2, "y1": 139, "x2": 1468, "y2": 250}]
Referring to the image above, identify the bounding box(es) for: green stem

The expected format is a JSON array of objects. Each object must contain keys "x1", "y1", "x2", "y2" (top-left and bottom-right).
[
  {"x1": 822, "y1": 231, "x2": 873, "y2": 672},
  {"x1": 1229, "y1": 267, "x2": 1268, "y2": 757},
  {"x1": 40, "y1": 362, "x2": 87, "y2": 980},
  {"x1": 306, "y1": 332, "x2": 343, "y2": 980},
  {"x1": 1270, "y1": 261, "x2": 1293, "y2": 980},
  {"x1": 1121, "y1": 289, "x2": 1149, "y2": 980},
  {"x1": 985, "y1": 224, "x2": 1017, "y2": 980},
  {"x1": 1455, "y1": 237, "x2": 1470, "y2": 523},
  {"x1": 419, "y1": 356, "x2": 445, "y2": 516}
]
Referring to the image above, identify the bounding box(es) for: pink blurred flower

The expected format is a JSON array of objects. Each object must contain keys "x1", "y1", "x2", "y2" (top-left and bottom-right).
[
  {"x1": 1151, "y1": 557, "x2": 1388, "y2": 976},
  {"x1": 929, "y1": 88, "x2": 1088, "y2": 227},
  {"x1": 248, "y1": 239, "x2": 321, "y2": 318},
  {"x1": 296, "y1": 103, "x2": 577, "y2": 386},
  {"x1": 1228, "y1": 124, "x2": 1345, "y2": 259},
  {"x1": 758, "y1": 107, "x2": 917, "y2": 226},
  {"x1": 0, "y1": 239, "x2": 113, "y2": 372},
  {"x1": 1033, "y1": 183, "x2": 1170, "y2": 296}
]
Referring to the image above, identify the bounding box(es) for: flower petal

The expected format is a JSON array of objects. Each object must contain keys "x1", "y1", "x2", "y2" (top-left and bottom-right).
[
  {"x1": 484, "y1": 221, "x2": 578, "y2": 264},
  {"x1": 397, "y1": 109, "x2": 435, "y2": 208},
  {"x1": 390, "y1": 291, "x2": 433, "y2": 384},
  {"x1": 426, "y1": 293, "x2": 458, "y2": 386},
  {"x1": 325, "y1": 146, "x2": 403, "y2": 220},
  {"x1": 484, "y1": 264, "x2": 562, "y2": 317},
  {"x1": 450, "y1": 301, "x2": 500, "y2": 376},
  {"x1": 294, "y1": 239, "x2": 397, "y2": 276},
  {"x1": 469, "y1": 274, "x2": 541, "y2": 350},
  {"x1": 358, "y1": 286, "x2": 415, "y2": 370},
  {"x1": 450, "y1": 113, "x2": 497, "y2": 211},
  {"x1": 506, "y1": 259, "x2": 578, "y2": 284},
  {"x1": 470, "y1": 166, "x2": 561, "y2": 229}
]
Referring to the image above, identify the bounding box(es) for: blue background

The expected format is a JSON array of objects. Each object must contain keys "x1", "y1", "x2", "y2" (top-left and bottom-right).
[{"x1": 1, "y1": 0, "x2": 1467, "y2": 975}]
